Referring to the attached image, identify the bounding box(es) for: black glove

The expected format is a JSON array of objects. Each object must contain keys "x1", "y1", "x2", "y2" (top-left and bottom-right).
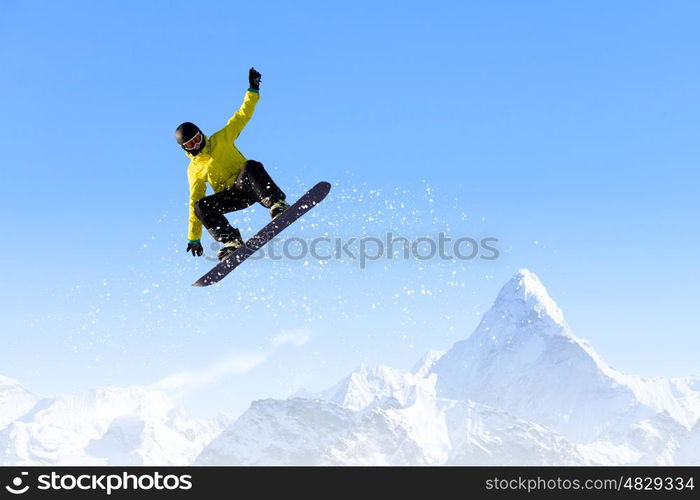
[
  {"x1": 249, "y1": 67, "x2": 261, "y2": 90},
  {"x1": 187, "y1": 241, "x2": 204, "y2": 257}
]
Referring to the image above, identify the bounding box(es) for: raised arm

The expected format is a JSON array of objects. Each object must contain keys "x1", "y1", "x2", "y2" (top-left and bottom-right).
[{"x1": 223, "y1": 67, "x2": 262, "y2": 141}]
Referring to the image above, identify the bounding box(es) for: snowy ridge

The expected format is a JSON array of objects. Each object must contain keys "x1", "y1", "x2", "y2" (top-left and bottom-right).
[
  {"x1": 312, "y1": 364, "x2": 427, "y2": 411},
  {"x1": 0, "y1": 386, "x2": 232, "y2": 465},
  {"x1": 0, "y1": 376, "x2": 37, "y2": 430},
  {"x1": 675, "y1": 419, "x2": 700, "y2": 465},
  {"x1": 197, "y1": 387, "x2": 586, "y2": 465},
  {"x1": 411, "y1": 349, "x2": 444, "y2": 377}
]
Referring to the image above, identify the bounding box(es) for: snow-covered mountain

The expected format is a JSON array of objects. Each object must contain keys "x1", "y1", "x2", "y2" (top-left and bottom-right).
[
  {"x1": 675, "y1": 419, "x2": 700, "y2": 465},
  {"x1": 3, "y1": 269, "x2": 698, "y2": 465},
  {"x1": 431, "y1": 270, "x2": 700, "y2": 442},
  {"x1": 411, "y1": 349, "x2": 444, "y2": 378},
  {"x1": 0, "y1": 376, "x2": 37, "y2": 430},
  {"x1": 0, "y1": 386, "x2": 232, "y2": 465},
  {"x1": 311, "y1": 364, "x2": 430, "y2": 412},
  {"x1": 197, "y1": 269, "x2": 700, "y2": 465},
  {"x1": 197, "y1": 380, "x2": 585, "y2": 465}
]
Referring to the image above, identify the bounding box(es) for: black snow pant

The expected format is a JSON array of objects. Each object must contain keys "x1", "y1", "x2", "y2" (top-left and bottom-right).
[{"x1": 194, "y1": 160, "x2": 285, "y2": 243}]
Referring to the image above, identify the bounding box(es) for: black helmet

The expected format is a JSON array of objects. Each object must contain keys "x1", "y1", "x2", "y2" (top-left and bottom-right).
[
  {"x1": 175, "y1": 122, "x2": 206, "y2": 155},
  {"x1": 175, "y1": 122, "x2": 201, "y2": 145}
]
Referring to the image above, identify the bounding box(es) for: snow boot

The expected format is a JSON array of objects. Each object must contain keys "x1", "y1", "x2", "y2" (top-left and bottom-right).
[
  {"x1": 217, "y1": 237, "x2": 244, "y2": 261},
  {"x1": 269, "y1": 199, "x2": 289, "y2": 220}
]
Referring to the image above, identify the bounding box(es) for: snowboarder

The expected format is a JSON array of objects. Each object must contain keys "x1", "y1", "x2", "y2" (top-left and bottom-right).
[{"x1": 176, "y1": 67, "x2": 289, "y2": 261}]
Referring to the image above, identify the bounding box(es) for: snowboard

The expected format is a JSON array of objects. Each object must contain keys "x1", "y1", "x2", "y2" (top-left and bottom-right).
[{"x1": 192, "y1": 181, "x2": 331, "y2": 287}]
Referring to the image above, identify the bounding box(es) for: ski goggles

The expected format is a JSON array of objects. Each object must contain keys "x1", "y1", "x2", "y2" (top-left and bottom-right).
[{"x1": 182, "y1": 132, "x2": 203, "y2": 150}]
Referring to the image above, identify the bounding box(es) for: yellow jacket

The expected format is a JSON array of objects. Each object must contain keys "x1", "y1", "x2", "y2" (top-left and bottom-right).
[{"x1": 185, "y1": 90, "x2": 260, "y2": 241}]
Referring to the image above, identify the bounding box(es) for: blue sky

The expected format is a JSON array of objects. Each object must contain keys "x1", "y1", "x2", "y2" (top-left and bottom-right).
[{"x1": 1, "y1": 1, "x2": 698, "y2": 416}]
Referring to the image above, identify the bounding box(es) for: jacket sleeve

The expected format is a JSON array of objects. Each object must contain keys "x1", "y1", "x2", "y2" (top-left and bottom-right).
[
  {"x1": 222, "y1": 89, "x2": 260, "y2": 141},
  {"x1": 187, "y1": 170, "x2": 207, "y2": 241}
]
